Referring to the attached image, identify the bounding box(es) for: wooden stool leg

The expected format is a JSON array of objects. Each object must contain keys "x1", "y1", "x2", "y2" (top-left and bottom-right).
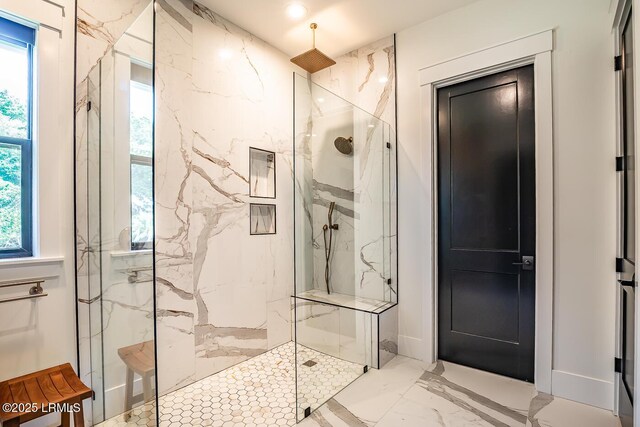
[
  {"x1": 73, "y1": 405, "x2": 85, "y2": 427},
  {"x1": 142, "y1": 373, "x2": 153, "y2": 403},
  {"x1": 142, "y1": 373, "x2": 153, "y2": 418},
  {"x1": 4, "y1": 419, "x2": 20, "y2": 427},
  {"x1": 124, "y1": 367, "x2": 134, "y2": 421},
  {"x1": 60, "y1": 410, "x2": 70, "y2": 427}
]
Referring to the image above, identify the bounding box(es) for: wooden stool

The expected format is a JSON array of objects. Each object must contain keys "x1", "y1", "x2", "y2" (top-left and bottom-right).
[
  {"x1": 0, "y1": 363, "x2": 92, "y2": 427},
  {"x1": 117, "y1": 340, "x2": 155, "y2": 420}
]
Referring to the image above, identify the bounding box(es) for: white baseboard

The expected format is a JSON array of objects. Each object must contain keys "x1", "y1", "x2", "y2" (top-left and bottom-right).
[
  {"x1": 551, "y1": 369, "x2": 614, "y2": 410},
  {"x1": 398, "y1": 335, "x2": 425, "y2": 361}
]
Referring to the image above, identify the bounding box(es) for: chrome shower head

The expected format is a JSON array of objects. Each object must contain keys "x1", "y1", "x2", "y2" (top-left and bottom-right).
[{"x1": 334, "y1": 136, "x2": 353, "y2": 155}]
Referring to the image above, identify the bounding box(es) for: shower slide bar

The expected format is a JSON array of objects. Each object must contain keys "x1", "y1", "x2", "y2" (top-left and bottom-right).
[{"x1": 0, "y1": 278, "x2": 47, "y2": 304}]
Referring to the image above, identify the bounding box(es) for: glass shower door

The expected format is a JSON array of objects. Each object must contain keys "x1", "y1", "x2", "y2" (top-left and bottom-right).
[{"x1": 80, "y1": 3, "x2": 157, "y2": 425}]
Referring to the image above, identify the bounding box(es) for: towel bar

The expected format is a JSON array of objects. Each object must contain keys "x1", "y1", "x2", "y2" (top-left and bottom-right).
[{"x1": 0, "y1": 279, "x2": 47, "y2": 304}]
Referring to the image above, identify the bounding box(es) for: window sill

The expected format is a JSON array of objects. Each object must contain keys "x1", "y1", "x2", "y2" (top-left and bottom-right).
[{"x1": 0, "y1": 256, "x2": 64, "y2": 268}]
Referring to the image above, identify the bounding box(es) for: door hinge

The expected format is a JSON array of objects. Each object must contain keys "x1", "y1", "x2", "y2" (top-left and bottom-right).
[
  {"x1": 386, "y1": 142, "x2": 391, "y2": 149},
  {"x1": 616, "y1": 257, "x2": 624, "y2": 273},
  {"x1": 616, "y1": 156, "x2": 625, "y2": 171},
  {"x1": 386, "y1": 278, "x2": 392, "y2": 285},
  {"x1": 87, "y1": 101, "x2": 92, "y2": 111},
  {"x1": 615, "y1": 55, "x2": 623, "y2": 71},
  {"x1": 615, "y1": 357, "x2": 622, "y2": 373}
]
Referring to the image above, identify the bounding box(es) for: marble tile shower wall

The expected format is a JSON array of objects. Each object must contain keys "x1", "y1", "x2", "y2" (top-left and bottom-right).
[
  {"x1": 154, "y1": 0, "x2": 197, "y2": 394},
  {"x1": 190, "y1": 1, "x2": 296, "y2": 386},
  {"x1": 155, "y1": 1, "x2": 298, "y2": 393},
  {"x1": 311, "y1": 37, "x2": 396, "y2": 126}
]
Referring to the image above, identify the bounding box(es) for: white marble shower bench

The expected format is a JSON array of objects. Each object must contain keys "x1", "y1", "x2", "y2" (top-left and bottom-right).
[
  {"x1": 293, "y1": 289, "x2": 398, "y2": 369},
  {"x1": 296, "y1": 289, "x2": 395, "y2": 314}
]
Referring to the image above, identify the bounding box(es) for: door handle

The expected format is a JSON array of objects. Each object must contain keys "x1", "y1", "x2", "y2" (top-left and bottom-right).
[{"x1": 512, "y1": 256, "x2": 534, "y2": 271}]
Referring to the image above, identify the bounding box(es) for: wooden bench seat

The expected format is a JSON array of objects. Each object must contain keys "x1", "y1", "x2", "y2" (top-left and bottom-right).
[{"x1": 0, "y1": 363, "x2": 92, "y2": 427}]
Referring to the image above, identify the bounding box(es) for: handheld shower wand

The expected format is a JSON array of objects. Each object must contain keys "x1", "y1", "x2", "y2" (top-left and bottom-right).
[{"x1": 323, "y1": 202, "x2": 338, "y2": 294}]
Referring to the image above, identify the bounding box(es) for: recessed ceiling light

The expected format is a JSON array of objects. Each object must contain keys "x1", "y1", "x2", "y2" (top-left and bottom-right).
[
  {"x1": 317, "y1": 97, "x2": 325, "y2": 103},
  {"x1": 378, "y1": 76, "x2": 389, "y2": 83},
  {"x1": 219, "y1": 49, "x2": 232, "y2": 60},
  {"x1": 286, "y1": 3, "x2": 307, "y2": 20}
]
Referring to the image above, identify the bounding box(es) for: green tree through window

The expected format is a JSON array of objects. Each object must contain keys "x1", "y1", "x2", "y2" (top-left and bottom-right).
[
  {"x1": 130, "y1": 75, "x2": 153, "y2": 249},
  {"x1": 0, "y1": 18, "x2": 34, "y2": 258}
]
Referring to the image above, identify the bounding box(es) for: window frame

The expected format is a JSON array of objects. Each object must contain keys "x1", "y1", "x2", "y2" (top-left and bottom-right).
[
  {"x1": 0, "y1": 17, "x2": 35, "y2": 259},
  {"x1": 128, "y1": 71, "x2": 153, "y2": 251}
]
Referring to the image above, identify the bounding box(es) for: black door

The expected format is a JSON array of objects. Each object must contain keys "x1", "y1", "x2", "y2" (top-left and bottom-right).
[
  {"x1": 618, "y1": 8, "x2": 635, "y2": 427},
  {"x1": 437, "y1": 66, "x2": 536, "y2": 382}
]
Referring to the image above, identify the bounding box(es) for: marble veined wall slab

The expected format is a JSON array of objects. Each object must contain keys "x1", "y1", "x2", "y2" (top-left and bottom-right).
[
  {"x1": 312, "y1": 36, "x2": 396, "y2": 126},
  {"x1": 190, "y1": 2, "x2": 296, "y2": 381},
  {"x1": 154, "y1": 0, "x2": 197, "y2": 394}
]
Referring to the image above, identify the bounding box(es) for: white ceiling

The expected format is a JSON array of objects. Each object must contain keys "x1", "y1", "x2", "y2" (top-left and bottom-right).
[{"x1": 199, "y1": 0, "x2": 479, "y2": 58}]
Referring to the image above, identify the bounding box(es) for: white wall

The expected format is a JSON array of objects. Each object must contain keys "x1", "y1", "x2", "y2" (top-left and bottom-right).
[
  {"x1": 396, "y1": 0, "x2": 617, "y2": 409},
  {"x1": 0, "y1": 0, "x2": 76, "y2": 424}
]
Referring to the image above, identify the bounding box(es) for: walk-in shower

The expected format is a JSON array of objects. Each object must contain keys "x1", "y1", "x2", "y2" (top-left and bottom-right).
[{"x1": 75, "y1": 1, "x2": 396, "y2": 425}]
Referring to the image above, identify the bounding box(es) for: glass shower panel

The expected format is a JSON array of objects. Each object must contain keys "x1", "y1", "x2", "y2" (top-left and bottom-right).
[
  {"x1": 293, "y1": 74, "x2": 393, "y2": 304},
  {"x1": 83, "y1": 3, "x2": 157, "y2": 425},
  {"x1": 294, "y1": 299, "x2": 372, "y2": 421},
  {"x1": 353, "y1": 108, "x2": 387, "y2": 303},
  {"x1": 293, "y1": 73, "x2": 394, "y2": 421}
]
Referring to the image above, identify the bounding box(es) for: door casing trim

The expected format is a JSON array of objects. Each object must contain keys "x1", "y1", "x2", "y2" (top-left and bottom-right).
[
  {"x1": 612, "y1": 0, "x2": 636, "y2": 421},
  {"x1": 418, "y1": 29, "x2": 554, "y2": 393}
]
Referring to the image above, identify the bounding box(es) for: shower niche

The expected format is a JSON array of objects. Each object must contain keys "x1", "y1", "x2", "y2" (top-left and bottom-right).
[
  {"x1": 249, "y1": 147, "x2": 276, "y2": 198},
  {"x1": 293, "y1": 74, "x2": 398, "y2": 421}
]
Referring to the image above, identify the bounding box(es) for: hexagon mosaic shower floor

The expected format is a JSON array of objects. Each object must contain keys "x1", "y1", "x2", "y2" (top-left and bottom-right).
[{"x1": 97, "y1": 342, "x2": 364, "y2": 427}]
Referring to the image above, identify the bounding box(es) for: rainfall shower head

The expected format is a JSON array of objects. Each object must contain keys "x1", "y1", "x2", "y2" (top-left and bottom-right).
[
  {"x1": 334, "y1": 136, "x2": 353, "y2": 155},
  {"x1": 291, "y1": 23, "x2": 336, "y2": 74}
]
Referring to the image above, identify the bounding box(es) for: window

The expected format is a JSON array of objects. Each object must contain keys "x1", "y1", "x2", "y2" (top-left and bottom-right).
[
  {"x1": 130, "y1": 63, "x2": 153, "y2": 250},
  {"x1": 0, "y1": 16, "x2": 34, "y2": 258}
]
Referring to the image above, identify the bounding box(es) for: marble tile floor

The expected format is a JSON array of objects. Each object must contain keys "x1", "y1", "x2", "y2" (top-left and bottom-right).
[
  {"x1": 97, "y1": 349, "x2": 621, "y2": 427},
  {"x1": 96, "y1": 341, "x2": 363, "y2": 427},
  {"x1": 300, "y1": 357, "x2": 622, "y2": 427}
]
